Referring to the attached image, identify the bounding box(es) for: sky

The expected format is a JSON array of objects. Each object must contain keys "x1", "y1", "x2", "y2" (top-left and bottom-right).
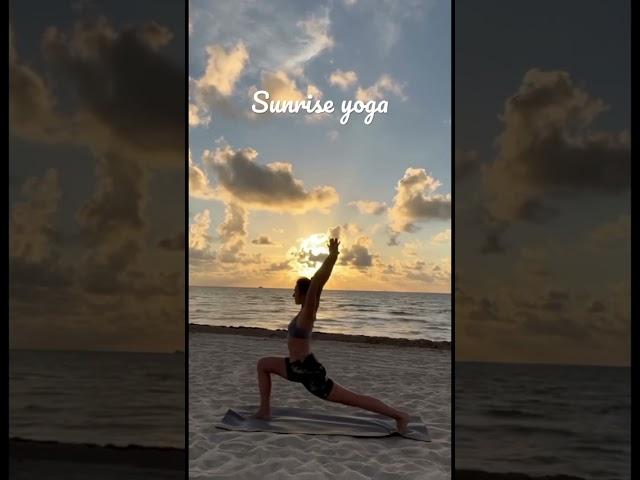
[
  {"x1": 188, "y1": 0, "x2": 452, "y2": 293},
  {"x1": 454, "y1": 0, "x2": 631, "y2": 366},
  {"x1": 9, "y1": 0, "x2": 186, "y2": 352}
]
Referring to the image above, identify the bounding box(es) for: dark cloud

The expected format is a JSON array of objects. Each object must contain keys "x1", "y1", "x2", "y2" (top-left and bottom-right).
[
  {"x1": 251, "y1": 235, "x2": 277, "y2": 245},
  {"x1": 9, "y1": 18, "x2": 185, "y2": 352},
  {"x1": 10, "y1": 169, "x2": 61, "y2": 261},
  {"x1": 339, "y1": 244, "x2": 374, "y2": 268},
  {"x1": 588, "y1": 300, "x2": 606, "y2": 314},
  {"x1": 158, "y1": 232, "x2": 186, "y2": 251},
  {"x1": 266, "y1": 260, "x2": 291, "y2": 272},
  {"x1": 486, "y1": 69, "x2": 630, "y2": 222},
  {"x1": 41, "y1": 18, "x2": 185, "y2": 164},
  {"x1": 468, "y1": 297, "x2": 500, "y2": 323},
  {"x1": 480, "y1": 228, "x2": 507, "y2": 255},
  {"x1": 77, "y1": 153, "x2": 146, "y2": 237},
  {"x1": 205, "y1": 146, "x2": 339, "y2": 213},
  {"x1": 454, "y1": 149, "x2": 481, "y2": 182},
  {"x1": 542, "y1": 290, "x2": 570, "y2": 313},
  {"x1": 9, "y1": 26, "x2": 67, "y2": 141},
  {"x1": 295, "y1": 249, "x2": 328, "y2": 268}
]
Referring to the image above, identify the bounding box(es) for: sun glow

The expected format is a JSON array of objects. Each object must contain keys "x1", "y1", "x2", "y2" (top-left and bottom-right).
[{"x1": 290, "y1": 233, "x2": 329, "y2": 278}]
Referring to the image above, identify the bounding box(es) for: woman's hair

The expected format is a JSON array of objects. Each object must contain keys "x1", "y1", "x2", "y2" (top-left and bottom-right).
[{"x1": 296, "y1": 277, "x2": 312, "y2": 296}]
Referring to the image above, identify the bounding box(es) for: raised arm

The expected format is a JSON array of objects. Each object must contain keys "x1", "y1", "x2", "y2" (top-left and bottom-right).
[{"x1": 300, "y1": 238, "x2": 340, "y2": 320}]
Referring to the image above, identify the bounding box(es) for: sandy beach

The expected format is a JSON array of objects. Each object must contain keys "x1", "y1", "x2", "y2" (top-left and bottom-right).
[
  {"x1": 9, "y1": 438, "x2": 185, "y2": 480},
  {"x1": 189, "y1": 326, "x2": 451, "y2": 479}
]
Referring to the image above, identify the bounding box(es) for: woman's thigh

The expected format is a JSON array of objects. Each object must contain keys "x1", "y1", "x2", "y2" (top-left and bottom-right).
[{"x1": 257, "y1": 356, "x2": 288, "y2": 379}]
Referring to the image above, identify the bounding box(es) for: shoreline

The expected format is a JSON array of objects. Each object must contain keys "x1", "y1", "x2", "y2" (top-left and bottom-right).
[
  {"x1": 189, "y1": 323, "x2": 450, "y2": 350},
  {"x1": 9, "y1": 437, "x2": 185, "y2": 470}
]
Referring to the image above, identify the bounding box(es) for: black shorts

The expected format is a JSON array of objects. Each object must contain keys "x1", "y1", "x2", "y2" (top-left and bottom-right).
[{"x1": 285, "y1": 353, "x2": 334, "y2": 400}]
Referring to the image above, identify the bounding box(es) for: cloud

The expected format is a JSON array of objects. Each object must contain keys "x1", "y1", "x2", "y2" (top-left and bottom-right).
[
  {"x1": 369, "y1": 0, "x2": 428, "y2": 53},
  {"x1": 590, "y1": 214, "x2": 630, "y2": 246},
  {"x1": 77, "y1": 153, "x2": 146, "y2": 238},
  {"x1": 137, "y1": 21, "x2": 174, "y2": 50},
  {"x1": 10, "y1": 169, "x2": 61, "y2": 262},
  {"x1": 191, "y1": 3, "x2": 333, "y2": 77},
  {"x1": 402, "y1": 258, "x2": 451, "y2": 285},
  {"x1": 327, "y1": 224, "x2": 375, "y2": 269},
  {"x1": 217, "y1": 203, "x2": 248, "y2": 263},
  {"x1": 204, "y1": 145, "x2": 339, "y2": 213},
  {"x1": 189, "y1": 149, "x2": 217, "y2": 199},
  {"x1": 480, "y1": 226, "x2": 508, "y2": 255},
  {"x1": 41, "y1": 18, "x2": 185, "y2": 165},
  {"x1": 350, "y1": 200, "x2": 388, "y2": 215},
  {"x1": 196, "y1": 42, "x2": 248, "y2": 97},
  {"x1": 455, "y1": 149, "x2": 480, "y2": 182},
  {"x1": 218, "y1": 203, "x2": 247, "y2": 243},
  {"x1": 282, "y1": 12, "x2": 334, "y2": 71},
  {"x1": 258, "y1": 70, "x2": 323, "y2": 102},
  {"x1": 328, "y1": 223, "x2": 365, "y2": 241},
  {"x1": 431, "y1": 228, "x2": 451, "y2": 245},
  {"x1": 189, "y1": 42, "x2": 249, "y2": 126},
  {"x1": 485, "y1": 69, "x2": 631, "y2": 222},
  {"x1": 266, "y1": 260, "x2": 291, "y2": 272},
  {"x1": 356, "y1": 74, "x2": 406, "y2": 102},
  {"x1": 389, "y1": 168, "x2": 451, "y2": 232},
  {"x1": 251, "y1": 235, "x2": 277, "y2": 246},
  {"x1": 386, "y1": 228, "x2": 400, "y2": 246},
  {"x1": 189, "y1": 102, "x2": 211, "y2": 127},
  {"x1": 340, "y1": 243, "x2": 374, "y2": 268},
  {"x1": 10, "y1": 19, "x2": 185, "y2": 352},
  {"x1": 329, "y1": 69, "x2": 358, "y2": 90},
  {"x1": 157, "y1": 232, "x2": 185, "y2": 251},
  {"x1": 588, "y1": 300, "x2": 606, "y2": 314},
  {"x1": 9, "y1": 170, "x2": 74, "y2": 300},
  {"x1": 189, "y1": 209, "x2": 214, "y2": 253},
  {"x1": 9, "y1": 25, "x2": 67, "y2": 142}
]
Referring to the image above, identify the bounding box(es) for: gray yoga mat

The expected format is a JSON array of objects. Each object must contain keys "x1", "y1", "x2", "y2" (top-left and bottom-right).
[{"x1": 215, "y1": 406, "x2": 430, "y2": 442}]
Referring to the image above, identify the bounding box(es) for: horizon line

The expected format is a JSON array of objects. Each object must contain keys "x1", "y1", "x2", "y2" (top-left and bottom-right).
[
  {"x1": 456, "y1": 358, "x2": 630, "y2": 369},
  {"x1": 190, "y1": 284, "x2": 451, "y2": 295}
]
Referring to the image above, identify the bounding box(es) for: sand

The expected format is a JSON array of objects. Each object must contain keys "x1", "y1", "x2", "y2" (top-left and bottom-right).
[
  {"x1": 189, "y1": 328, "x2": 451, "y2": 480},
  {"x1": 9, "y1": 438, "x2": 185, "y2": 479}
]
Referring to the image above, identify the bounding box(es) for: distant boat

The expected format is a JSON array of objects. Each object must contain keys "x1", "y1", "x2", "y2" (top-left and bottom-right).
[{"x1": 258, "y1": 286, "x2": 263, "y2": 288}]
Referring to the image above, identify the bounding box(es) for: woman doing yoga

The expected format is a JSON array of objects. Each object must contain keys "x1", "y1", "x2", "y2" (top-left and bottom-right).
[{"x1": 254, "y1": 237, "x2": 411, "y2": 433}]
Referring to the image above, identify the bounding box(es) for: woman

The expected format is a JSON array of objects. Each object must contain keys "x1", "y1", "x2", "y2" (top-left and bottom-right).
[{"x1": 254, "y1": 238, "x2": 411, "y2": 433}]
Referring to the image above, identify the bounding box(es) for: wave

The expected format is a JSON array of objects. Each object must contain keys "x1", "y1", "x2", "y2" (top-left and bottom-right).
[
  {"x1": 485, "y1": 408, "x2": 544, "y2": 419},
  {"x1": 499, "y1": 424, "x2": 573, "y2": 437},
  {"x1": 598, "y1": 405, "x2": 630, "y2": 414}
]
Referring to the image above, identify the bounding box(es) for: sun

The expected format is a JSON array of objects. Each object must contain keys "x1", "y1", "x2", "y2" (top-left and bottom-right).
[{"x1": 290, "y1": 233, "x2": 329, "y2": 278}]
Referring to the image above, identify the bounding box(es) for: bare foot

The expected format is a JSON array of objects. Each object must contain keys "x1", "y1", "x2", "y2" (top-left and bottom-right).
[
  {"x1": 252, "y1": 408, "x2": 272, "y2": 421},
  {"x1": 395, "y1": 412, "x2": 410, "y2": 434}
]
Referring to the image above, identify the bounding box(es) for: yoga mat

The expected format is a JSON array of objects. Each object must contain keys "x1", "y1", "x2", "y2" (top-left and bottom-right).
[{"x1": 215, "y1": 406, "x2": 430, "y2": 442}]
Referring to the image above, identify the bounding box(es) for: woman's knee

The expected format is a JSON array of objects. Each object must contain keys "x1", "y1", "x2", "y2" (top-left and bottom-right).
[{"x1": 256, "y1": 357, "x2": 268, "y2": 371}]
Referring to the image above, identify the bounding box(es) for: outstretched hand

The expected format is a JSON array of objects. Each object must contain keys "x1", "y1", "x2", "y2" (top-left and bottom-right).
[{"x1": 328, "y1": 237, "x2": 340, "y2": 255}]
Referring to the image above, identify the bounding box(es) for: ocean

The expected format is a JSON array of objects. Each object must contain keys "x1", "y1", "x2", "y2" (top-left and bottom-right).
[
  {"x1": 9, "y1": 349, "x2": 185, "y2": 448},
  {"x1": 455, "y1": 362, "x2": 631, "y2": 479},
  {"x1": 189, "y1": 286, "x2": 451, "y2": 342}
]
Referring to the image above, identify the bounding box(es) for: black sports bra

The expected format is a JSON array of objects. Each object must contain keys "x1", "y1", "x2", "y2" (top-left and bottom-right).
[{"x1": 287, "y1": 315, "x2": 311, "y2": 339}]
